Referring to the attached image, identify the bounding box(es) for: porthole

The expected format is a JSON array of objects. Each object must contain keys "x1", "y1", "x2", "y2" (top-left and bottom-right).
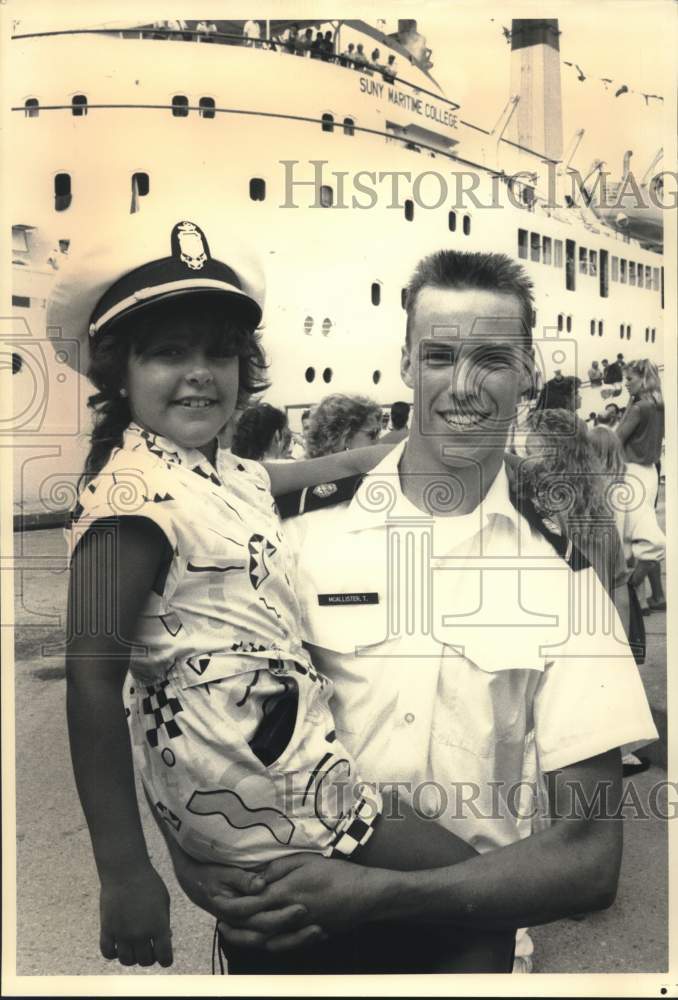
[
  {"x1": 71, "y1": 94, "x2": 88, "y2": 117},
  {"x1": 54, "y1": 173, "x2": 72, "y2": 212},
  {"x1": 322, "y1": 367, "x2": 333, "y2": 383},
  {"x1": 321, "y1": 318, "x2": 332, "y2": 336},
  {"x1": 199, "y1": 97, "x2": 216, "y2": 119},
  {"x1": 319, "y1": 185, "x2": 333, "y2": 208},
  {"x1": 404, "y1": 199, "x2": 414, "y2": 222},
  {"x1": 305, "y1": 366, "x2": 316, "y2": 383},
  {"x1": 463, "y1": 214, "x2": 471, "y2": 236},
  {"x1": 172, "y1": 95, "x2": 189, "y2": 117},
  {"x1": 24, "y1": 98, "x2": 39, "y2": 118},
  {"x1": 372, "y1": 370, "x2": 381, "y2": 384},
  {"x1": 449, "y1": 211, "x2": 457, "y2": 233},
  {"x1": 321, "y1": 113, "x2": 334, "y2": 133},
  {"x1": 249, "y1": 177, "x2": 266, "y2": 201},
  {"x1": 371, "y1": 282, "x2": 381, "y2": 306},
  {"x1": 132, "y1": 172, "x2": 150, "y2": 197},
  {"x1": 304, "y1": 316, "x2": 314, "y2": 335},
  {"x1": 566, "y1": 315, "x2": 572, "y2": 333},
  {"x1": 343, "y1": 117, "x2": 355, "y2": 136},
  {"x1": 401, "y1": 288, "x2": 407, "y2": 309}
]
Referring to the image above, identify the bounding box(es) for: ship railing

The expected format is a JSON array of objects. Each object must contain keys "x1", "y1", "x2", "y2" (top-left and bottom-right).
[{"x1": 12, "y1": 27, "x2": 459, "y2": 114}]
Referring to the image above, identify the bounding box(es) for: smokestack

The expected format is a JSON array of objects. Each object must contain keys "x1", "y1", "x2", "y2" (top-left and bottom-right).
[{"x1": 509, "y1": 19, "x2": 563, "y2": 161}]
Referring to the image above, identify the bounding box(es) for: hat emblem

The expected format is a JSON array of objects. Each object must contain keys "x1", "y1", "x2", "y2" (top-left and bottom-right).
[
  {"x1": 313, "y1": 482, "x2": 338, "y2": 499},
  {"x1": 173, "y1": 221, "x2": 208, "y2": 271}
]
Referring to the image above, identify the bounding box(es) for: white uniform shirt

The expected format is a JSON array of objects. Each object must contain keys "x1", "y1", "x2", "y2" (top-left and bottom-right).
[{"x1": 287, "y1": 441, "x2": 658, "y2": 852}]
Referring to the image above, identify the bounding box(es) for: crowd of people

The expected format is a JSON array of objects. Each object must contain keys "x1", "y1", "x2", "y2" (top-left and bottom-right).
[
  {"x1": 52, "y1": 211, "x2": 663, "y2": 977},
  {"x1": 145, "y1": 21, "x2": 402, "y2": 81}
]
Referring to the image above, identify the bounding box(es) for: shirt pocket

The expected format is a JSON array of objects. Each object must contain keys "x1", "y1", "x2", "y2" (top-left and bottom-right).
[
  {"x1": 432, "y1": 656, "x2": 541, "y2": 756},
  {"x1": 300, "y1": 590, "x2": 389, "y2": 656}
]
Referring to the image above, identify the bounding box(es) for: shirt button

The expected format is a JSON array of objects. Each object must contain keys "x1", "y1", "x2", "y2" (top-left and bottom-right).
[{"x1": 404, "y1": 712, "x2": 415, "y2": 724}]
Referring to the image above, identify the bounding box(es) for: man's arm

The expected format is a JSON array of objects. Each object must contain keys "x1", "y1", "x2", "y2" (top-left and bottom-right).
[{"x1": 213, "y1": 749, "x2": 622, "y2": 942}]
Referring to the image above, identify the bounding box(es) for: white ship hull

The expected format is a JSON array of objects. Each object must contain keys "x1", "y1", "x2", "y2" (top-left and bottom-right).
[{"x1": 8, "y1": 27, "x2": 664, "y2": 516}]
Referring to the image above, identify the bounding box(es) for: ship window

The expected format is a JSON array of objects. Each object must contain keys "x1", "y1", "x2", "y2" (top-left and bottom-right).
[
  {"x1": 566, "y1": 315, "x2": 572, "y2": 333},
  {"x1": 645, "y1": 327, "x2": 649, "y2": 343},
  {"x1": 590, "y1": 320, "x2": 595, "y2": 337},
  {"x1": 59, "y1": 239, "x2": 70, "y2": 253},
  {"x1": 12, "y1": 228, "x2": 29, "y2": 255},
  {"x1": 12, "y1": 295, "x2": 30, "y2": 308},
  {"x1": 404, "y1": 199, "x2": 414, "y2": 222},
  {"x1": 371, "y1": 282, "x2": 381, "y2": 306},
  {"x1": 598, "y1": 321, "x2": 603, "y2": 337},
  {"x1": 531, "y1": 309, "x2": 537, "y2": 329},
  {"x1": 24, "y1": 98, "x2": 39, "y2": 118},
  {"x1": 542, "y1": 236, "x2": 552, "y2": 265},
  {"x1": 172, "y1": 95, "x2": 189, "y2": 117},
  {"x1": 401, "y1": 288, "x2": 407, "y2": 309},
  {"x1": 653, "y1": 267, "x2": 659, "y2": 291},
  {"x1": 321, "y1": 113, "x2": 334, "y2": 133},
  {"x1": 322, "y1": 367, "x2": 333, "y2": 383},
  {"x1": 249, "y1": 177, "x2": 266, "y2": 201},
  {"x1": 620, "y1": 259, "x2": 627, "y2": 283},
  {"x1": 449, "y1": 211, "x2": 457, "y2": 233},
  {"x1": 651, "y1": 328, "x2": 656, "y2": 343},
  {"x1": 611, "y1": 256, "x2": 619, "y2": 281},
  {"x1": 305, "y1": 366, "x2": 316, "y2": 382},
  {"x1": 372, "y1": 370, "x2": 381, "y2": 384},
  {"x1": 629, "y1": 262, "x2": 636, "y2": 286},
  {"x1": 522, "y1": 185, "x2": 534, "y2": 209},
  {"x1": 54, "y1": 173, "x2": 72, "y2": 212},
  {"x1": 589, "y1": 250, "x2": 597, "y2": 276},
  {"x1": 554, "y1": 240, "x2": 563, "y2": 267},
  {"x1": 626, "y1": 325, "x2": 631, "y2": 340},
  {"x1": 319, "y1": 184, "x2": 333, "y2": 208},
  {"x1": 199, "y1": 97, "x2": 216, "y2": 119},
  {"x1": 518, "y1": 229, "x2": 528, "y2": 259},
  {"x1": 645, "y1": 265, "x2": 651, "y2": 287},
  {"x1": 619, "y1": 324, "x2": 624, "y2": 339},
  {"x1": 321, "y1": 318, "x2": 332, "y2": 336},
  {"x1": 343, "y1": 117, "x2": 355, "y2": 136},
  {"x1": 72, "y1": 94, "x2": 88, "y2": 117},
  {"x1": 530, "y1": 232, "x2": 540, "y2": 262},
  {"x1": 12, "y1": 352, "x2": 24, "y2": 373},
  {"x1": 463, "y1": 214, "x2": 471, "y2": 236},
  {"x1": 132, "y1": 172, "x2": 150, "y2": 197},
  {"x1": 565, "y1": 240, "x2": 576, "y2": 291},
  {"x1": 304, "y1": 316, "x2": 314, "y2": 335},
  {"x1": 557, "y1": 313, "x2": 563, "y2": 332},
  {"x1": 579, "y1": 247, "x2": 588, "y2": 274}
]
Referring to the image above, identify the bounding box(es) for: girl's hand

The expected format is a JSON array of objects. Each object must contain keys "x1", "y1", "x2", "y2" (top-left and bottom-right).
[
  {"x1": 99, "y1": 867, "x2": 173, "y2": 967},
  {"x1": 216, "y1": 854, "x2": 386, "y2": 951}
]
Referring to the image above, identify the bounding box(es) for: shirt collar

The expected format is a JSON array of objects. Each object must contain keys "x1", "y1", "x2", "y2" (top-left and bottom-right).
[
  {"x1": 123, "y1": 422, "x2": 222, "y2": 482},
  {"x1": 345, "y1": 440, "x2": 521, "y2": 534}
]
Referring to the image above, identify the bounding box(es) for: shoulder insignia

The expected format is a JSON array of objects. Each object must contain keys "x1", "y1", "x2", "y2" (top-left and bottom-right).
[{"x1": 277, "y1": 473, "x2": 364, "y2": 519}]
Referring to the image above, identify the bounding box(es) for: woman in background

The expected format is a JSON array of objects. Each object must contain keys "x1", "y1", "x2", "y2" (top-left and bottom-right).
[
  {"x1": 305, "y1": 393, "x2": 382, "y2": 458},
  {"x1": 231, "y1": 402, "x2": 291, "y2": 461}
]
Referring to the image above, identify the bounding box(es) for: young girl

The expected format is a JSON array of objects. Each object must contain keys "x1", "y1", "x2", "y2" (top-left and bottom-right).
[{"x1": 58, "y1": 212, "x2": 506, "y2": 973}]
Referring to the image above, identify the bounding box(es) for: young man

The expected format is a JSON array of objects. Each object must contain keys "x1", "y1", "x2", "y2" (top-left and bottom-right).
[
  {"x1": 166, "y1": 251, "x2": 657, "y2": 973},
  {"x1": 380, "y1": 400, "x2": 410, "y2": 443}
]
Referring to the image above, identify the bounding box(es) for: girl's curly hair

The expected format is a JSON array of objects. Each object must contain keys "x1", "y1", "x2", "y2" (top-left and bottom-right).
[{"x1": 78, "y1": 293, "x2": 269, "y2": 488}]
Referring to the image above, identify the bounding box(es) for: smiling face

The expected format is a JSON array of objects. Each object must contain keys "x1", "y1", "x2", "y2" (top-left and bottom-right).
[
  {"x1": 401, "y1": 286, "x2": 531, "y2": 473},
  {"x1": 124, "y1": 313, "x2": 241, "y2": 457}
]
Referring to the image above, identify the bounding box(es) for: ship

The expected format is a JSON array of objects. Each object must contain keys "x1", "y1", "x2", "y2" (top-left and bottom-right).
[{"x1": 7, "y1": 16, "x2": 665, "y2": 521}]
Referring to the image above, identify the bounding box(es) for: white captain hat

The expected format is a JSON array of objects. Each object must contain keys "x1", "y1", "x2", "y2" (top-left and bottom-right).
[{"x1": 46, "y1": 204, "x2": 266, "y2": 373}]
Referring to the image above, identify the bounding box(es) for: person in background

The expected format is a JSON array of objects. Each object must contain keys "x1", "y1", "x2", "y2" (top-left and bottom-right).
[
  {"x1": 284, "y1": 24, "x2": 299, "y2": 54},
  {"x1": 588, "y1": 360, "x2": 603, "y2": 386},
  {"x1": 231, "y1": 402, "x2": 291, "y2": 461},
  {"x1": 616, "y1": 359, "x2": 666, "y2": 613},
  {"x1": 597, "y1": 402, "x2": 621, "y2": 429},
  {"x1": 305, "y1": 393, "x2": 382, "y2": 457},
  {"x1": 585, "y1": 410, "x2": 598, "y2": 427},
  {"x1": 339, "y1": 41, "x2": 355, "y2": 66},
  {"x1": 290, "y1": 408, "x2": 312, "y2": 460},
  {"x1": 604, "y1": 356, "x2": 623, "y2": 385},
  {"x1": 589, "y1": 426, "x2": 664, "y2": 774},
  {"x1": 352, "y1": 43, "x2": 369, "y2": 70},
  {"x1": 517, "y1": 409, "x2": 630, "y2": 625},
  {"x1": 243, "y1": 19, "x2": 261, "y2": 47},
  {"x1": 370, "y1": 47, "x2": 383, "y2": 71},
  {"x1": 321, "y1": 30, "x2": 335, "y2": 60},
  {"x1": 535, "y1": 371, "x2": 581, "y2": 412},
  {"x1": 382, "y1": 52, "x2": 398, "y2": 82},
  {"x1": 380, "y1": 400, "x2": 411, "y2": 444}
]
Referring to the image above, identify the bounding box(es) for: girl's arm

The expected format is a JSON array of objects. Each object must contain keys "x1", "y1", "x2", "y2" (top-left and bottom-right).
[
  {"x1": 66, "y1": 516, "x2": 174, "y2": 968},
  {"x1": 263, "y1": 443, "x2": 394, "y2": 497}
]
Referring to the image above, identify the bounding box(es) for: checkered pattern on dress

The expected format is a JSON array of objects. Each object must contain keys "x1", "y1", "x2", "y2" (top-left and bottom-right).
[
  {"x1": 142, "y1": 680, "x2": 184, "y2": 748},
  {"x1": 323, "y1": 791, "x2": 380, "y2": 859}
]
